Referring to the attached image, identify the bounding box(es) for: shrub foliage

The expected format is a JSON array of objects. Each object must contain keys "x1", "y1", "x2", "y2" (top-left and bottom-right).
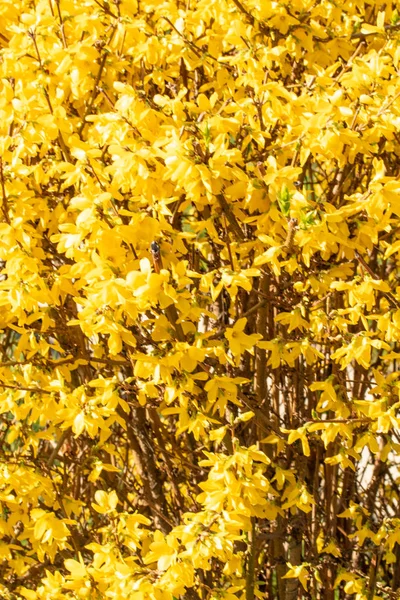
[{"x1": 1, "y1": 0, "x2": 400, "y2": 599}]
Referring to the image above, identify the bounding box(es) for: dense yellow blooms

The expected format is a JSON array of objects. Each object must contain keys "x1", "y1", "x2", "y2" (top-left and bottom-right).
[{"x1": 1, "y1": 0, "x2": 400, "y2": 599}]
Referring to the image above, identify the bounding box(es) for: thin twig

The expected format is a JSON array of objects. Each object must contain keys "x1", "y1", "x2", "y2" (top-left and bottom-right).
[
  {"x1": 0, "y1": 158, "x2": 10, "y2": 224},
  {"x1": 217, "y1": 194, "x2": 245, "y2": 242}
]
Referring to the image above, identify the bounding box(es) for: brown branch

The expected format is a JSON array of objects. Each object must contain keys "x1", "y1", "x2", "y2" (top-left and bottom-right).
[
  {"x1": 27, "y1": 30, "x2": 72, "y2": 162},
  {"x1": 306, "y1": 418, "x2": 372, "y2": 424},
  {"x1": 122, "y1": 405, "x2": 172, "y2": 533},
  {"x1": 54, "y1": 0, "x2": 68, "y2": 48},
  {"x1": 0, "y1": 382, "x2": 54, "y2": 394},
  {"x1": 217, "y1": 194, "x2": 245, "y2": 241},
  {"x1": 92, "y1": 0, "x2": 119, "y2": 18},
  {"x1": 223, "y1": 215, "x2": 235, "y2": 270},
  {"x1": 78, "y1": 25, "x2": 118, "y2": 136},
  {"x1": 0, "y1": 355, "x2": 129, "y2": 367},
  {"x1": 161, "y1": 16, "x2": 202, "y2": 58},
  {"x1": 0, "y1": 158, "x2": 10, "y2": 224},
  {"x1": 230, "y1": 0, "x2": 260, "y2": 31},
  {"x1": 246, "y1": 517, "x2": 256, "y2": 600},
  {"x1": 150, "y1": 241, "x2": 186, "y2": 341},
  {"x1": 46, "y1": 429, "x2": 71, "y2": 467},
  {"x1": 254, "y1": 273, "x2": 269, "y2": 423}
]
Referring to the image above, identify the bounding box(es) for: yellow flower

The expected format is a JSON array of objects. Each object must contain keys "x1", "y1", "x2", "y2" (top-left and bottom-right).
[{"x1": 224, "y1": 318, "x2": 262, "y2": 364}]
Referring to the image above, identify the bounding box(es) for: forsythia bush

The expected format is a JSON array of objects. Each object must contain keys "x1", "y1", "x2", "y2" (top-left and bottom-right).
[{"x1": 1, "y1": 0, "x2": 400, "y2": 598}]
